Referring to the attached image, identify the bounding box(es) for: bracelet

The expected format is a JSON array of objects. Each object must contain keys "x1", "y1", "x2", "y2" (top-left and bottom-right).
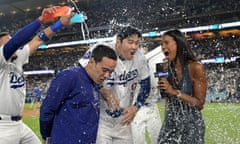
[
  {"x1": 37, "y1": 31, "x2": 49, "y2": 42},
  {"x1": 176, "y1": 90, "x2": 182, "y2": 98},
  {"x1": 50, "y1": 20, "x2": 63, "y2": 32}
]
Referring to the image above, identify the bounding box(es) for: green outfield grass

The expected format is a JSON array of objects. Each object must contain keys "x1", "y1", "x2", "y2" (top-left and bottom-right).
[
  {"x1": 22, "y1": 103, "x2": 41, "y2": 140},
  {"x1": 23, "y1": 102, "x2": 240, "y2": 144}
]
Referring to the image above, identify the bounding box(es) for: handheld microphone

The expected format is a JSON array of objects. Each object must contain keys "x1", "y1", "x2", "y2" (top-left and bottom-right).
[
  {"x1": 154, "y1": 62, "x2": 168, "y2": 97},
  {"x1": 154, "y1": 63, "x2": 168, "y2": 78}
]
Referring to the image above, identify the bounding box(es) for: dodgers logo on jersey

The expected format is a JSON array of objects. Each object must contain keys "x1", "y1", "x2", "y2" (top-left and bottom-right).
[
  {"x1": 9, "y1": 72, "x2": 25, "y2": 89},
  {"x1": 106, "y1": 69, "x2": 139, "y2": 86},
  {"x1": 119, "y1": 69, "x2": 138, "y2": 82}
]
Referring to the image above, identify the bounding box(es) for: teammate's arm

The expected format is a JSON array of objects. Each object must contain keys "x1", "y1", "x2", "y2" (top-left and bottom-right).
[
  {"x1": 120, "y1": 76, "x2": 151, "y2": 125},
  {"x1": 2, "y1": 6, "x2": 59, "y2": 61},
  {"x1": 100, "y1": 87, "x2": 120, "y2": 110},
  {"x1": 28, "y1": 12, "x2": 73, "y2": 55},
  {"x1": 134, "y1": 76, "x2": 151, "y2": 109}
]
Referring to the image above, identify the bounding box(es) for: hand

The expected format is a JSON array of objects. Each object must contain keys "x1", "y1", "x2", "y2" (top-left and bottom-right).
[
  {"x1": 158, "y1": 77, "x2": 175, "y2": 95},
  {"x1": 120, "y1": 106, "x2": 138, "y2": 126},
  {"x1": 38, "y1": 6, "x2": 61, "y2": 23},
  {"x1": 60, "y1": 12, "x2": 76, "y2": 26}
]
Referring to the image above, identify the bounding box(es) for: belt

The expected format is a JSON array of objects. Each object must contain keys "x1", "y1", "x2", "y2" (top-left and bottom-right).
[{"x1": 0, "y1": 114, "x2": 22, "y2": 121}]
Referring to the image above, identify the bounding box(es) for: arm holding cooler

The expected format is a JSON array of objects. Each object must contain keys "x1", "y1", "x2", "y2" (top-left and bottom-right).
[{"x1": 3, "y1": 20, "x2": 42, "y2": 61}]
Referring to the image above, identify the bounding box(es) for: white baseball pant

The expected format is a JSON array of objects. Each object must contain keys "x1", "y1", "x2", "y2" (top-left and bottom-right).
[
  {"x1": 0, "y1": 120, "x2": 41, "y2": 144},
  {"x1": 131, "y1": 103, "x2": 162, "y2": 144}
]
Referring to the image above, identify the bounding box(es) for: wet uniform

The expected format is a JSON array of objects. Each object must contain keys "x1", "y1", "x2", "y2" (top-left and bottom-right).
[
  {"x1": 131, "y1": 48, "x2": 162, "y2": 144},
  {"x1": 131, "y1": 83, "x2": 162, "y2": 144},
  {"x1": 0, "y1": 45, "x2": 41, "y2": 144},
  {"x1": 80, "y1": 43, "x2": 150, "y2": 144}
]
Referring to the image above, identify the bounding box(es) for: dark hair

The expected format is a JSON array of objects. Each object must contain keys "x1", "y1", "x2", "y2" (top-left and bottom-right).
[
  {"x1": 117, "y1": 26, "x2": 142, "y2": 41},
  {"x1": 0, "y1": 32, "x2": 9, "y2": 39},
  {"x1": 92, "y1": 44, "x2": 117, "y2": 63},
  {"x1": 163, "y1": 29, "x2": 197, "y2": 65}
]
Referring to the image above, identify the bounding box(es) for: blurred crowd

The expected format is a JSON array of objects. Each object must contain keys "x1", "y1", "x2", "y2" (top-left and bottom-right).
[
  {"x1": 0, "y1": 0, "x2": 239, "y2": 103},
  {"x1": 23, "y1": 35, "x2": 240, "y2": 103},
  {"x1": 1, "y1": 0, "x2": 240, "y2": 42}
]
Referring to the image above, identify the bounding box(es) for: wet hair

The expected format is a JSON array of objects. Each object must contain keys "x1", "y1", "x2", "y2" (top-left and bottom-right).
[
  {"x1": 163, "y1": 29, "x2": 197, "y2": 65},
  {"x1": 117, "y1": 26, "x2": 142, "y2": 41},
  {"x1": 91, "y1": 44, "x2": 117, "y2": 63},
  {"x1": 0, "y1": 32, "x2": 10, "y2": 39}
]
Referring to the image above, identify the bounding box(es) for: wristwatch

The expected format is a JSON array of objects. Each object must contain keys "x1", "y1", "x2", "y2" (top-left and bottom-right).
[{"x1": 176, "y1": 90, "x2": 182, "y2": 98}]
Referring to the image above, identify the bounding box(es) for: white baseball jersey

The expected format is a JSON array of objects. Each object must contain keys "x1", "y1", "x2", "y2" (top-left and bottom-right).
[
  {"x1": 80, "y1": 42, "x2": 150, "y2": 144},
  {"x1": 0, "y1": 45, "x2": 29, "y2": 116},
  {"x1": 102, "y1": 49, "x2": 150, "y2": 109},
  {"x1": 79, "y1": 42, "x2": 150, "y2": 109}
]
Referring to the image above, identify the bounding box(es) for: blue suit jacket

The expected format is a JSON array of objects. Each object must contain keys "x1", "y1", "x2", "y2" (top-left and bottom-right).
[{"x1": 40, "y1": 66, "x2": 100, "y2": 144}]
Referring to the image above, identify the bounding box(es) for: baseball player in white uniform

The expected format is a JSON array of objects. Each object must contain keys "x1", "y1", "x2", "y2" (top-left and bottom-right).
[
  {"x1": 0, "y1": 7, "x2": 74, "y2": 144},
  {"x1": 131, "y1": 47, "x2": 165, "y2": 144},
  {"x1": 131, "y1": 86, "x2": 162, "y2": 144},
  {"x1": 80, "y1": 26, "x2": 151, "y2": 144}
]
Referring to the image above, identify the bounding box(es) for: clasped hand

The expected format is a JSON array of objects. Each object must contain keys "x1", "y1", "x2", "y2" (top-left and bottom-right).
[
  {"x1": 158, "y1": 77, "x2": 175, "y2": 95},
  {"x1": 106, "y1": 95, "x2": 138, "y2": 126}
]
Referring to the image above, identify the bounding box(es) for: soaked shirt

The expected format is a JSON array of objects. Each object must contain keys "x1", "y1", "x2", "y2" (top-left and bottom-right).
[
  {"x1": 103, "y1": 50, "x2": 149, "y2": 108},
  {"x1": 158, "y1": 64, "x2": 205, "y2": 144},
  {"x1": 40, "y1": 66, "x2": 101, "y2": 144},
  {"x1": 79, "y1": 43, "x2": 150, "y2": 116}
]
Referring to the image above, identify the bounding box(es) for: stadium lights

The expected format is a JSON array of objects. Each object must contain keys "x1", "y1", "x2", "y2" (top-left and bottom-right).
[
  {"x1": 24, "y1": 70, "x2": 55, "y2": 75},
  {"x1": 39, "y1": 37, "x2": 115, "y2": 49},
  {"x1": 200, "y1": 56, "x2": 240, "y2": 64},
  {"x1": 38, "y1": 20, "x2": 240, "y2": 49},
  {"x1": 32, "y1": 21, "x2": 240, "y2": 75}
]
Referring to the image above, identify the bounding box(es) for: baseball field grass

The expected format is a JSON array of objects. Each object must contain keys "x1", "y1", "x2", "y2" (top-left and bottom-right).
[{"x1": 23, "y1": 102, "x2": 240, "y2": 144}]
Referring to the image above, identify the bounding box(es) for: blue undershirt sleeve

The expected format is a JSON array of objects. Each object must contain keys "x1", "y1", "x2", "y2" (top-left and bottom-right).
[
  {"x1": 134, "y1": 76, "x2": 151, "y2": 109},
  {"x1": 3, "y1": 19, "x2": 42, "y2": 60}
]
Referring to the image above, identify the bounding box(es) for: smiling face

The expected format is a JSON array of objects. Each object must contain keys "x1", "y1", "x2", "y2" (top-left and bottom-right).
[
  {"x1": 161, "y1": 34, "x2": 177, "y2": 62},
  {"x1": 115, "y1": 34, "x2": 141, "y2": 60}
]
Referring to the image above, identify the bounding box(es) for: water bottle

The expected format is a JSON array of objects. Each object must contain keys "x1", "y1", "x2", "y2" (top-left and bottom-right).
[
  {"x1": 70, "y1": 13, "x2": 86, "y2": 23},
  {"x1": 42, "y1": 6, "x2": 72, "y2": 21}
]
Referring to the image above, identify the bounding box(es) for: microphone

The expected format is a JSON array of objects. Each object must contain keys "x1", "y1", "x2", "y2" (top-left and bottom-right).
[
  {"x1": 154, "y1": 62, "x2": 168, "y2": 97},
  {"x1": 154, "y1": 62, "x2": 168, "y2": 78}
]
